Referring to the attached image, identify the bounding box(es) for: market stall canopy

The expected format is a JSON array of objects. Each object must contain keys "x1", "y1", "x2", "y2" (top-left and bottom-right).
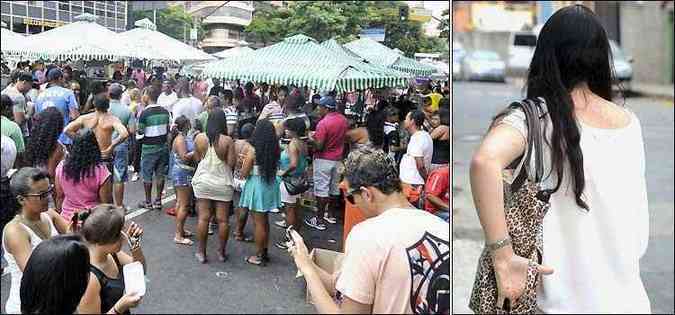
[
  {"x1": 212, "y1": 46, "x2": 254, "y2": 59},
  {"x1": 320, "y1": 38, "x2": 413, "y2": 80},
  {"x1": 201, "y1": 34, "x2": 412, "y2": 93},
  {"x1": 420, "y1": 59, "x2": 450, "y2": 80},
  {"x1": 1, "y1": 25, "x2": 31, "y2": 55},
  {"x1": 14, "y1": 13, "x2": 135, "y2": 61},
  {"x1": 344, "y1": 37, "x2": 435, "y2": 77},
  {"x1": 118, "y1": 20, "x2": 216, "y2": 62}
]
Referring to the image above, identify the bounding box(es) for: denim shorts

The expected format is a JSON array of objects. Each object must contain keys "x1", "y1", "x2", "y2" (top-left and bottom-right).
[
  {"x1": 112, "y1": 142, "x2": 129, "y2": 183},
  {"x1": 171, "y1": 165, "x2": 194, "y2": 187},
  {"x1": 141, "y1": 147, "x2": 169, "y2": 183},
  {"x1": 313, "y1": 159, "x2": 340, "y2": 198}
]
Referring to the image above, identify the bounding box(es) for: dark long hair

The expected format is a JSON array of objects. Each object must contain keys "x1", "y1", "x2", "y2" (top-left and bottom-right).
[
  {"x1": 252, "y1": 119, "x2": 279, "y2": 184},
  {"x1": 64, "y1": 129, "x2": 101, "y2": 183},
  {"x1": 524, "y1": 4, "x2": 614, "y2": 210},
  {"x1": 366, "y1": 108, "x2": 386, "y2": 149},
  {"x1": 206, "y1": 110, "x2": 228, "y2": 146},
  {"x1": 25, "y1": 107, "x2": 64, "y2": 168},
  {"x1": 20, "y1": 234, "x2": 90, "y2": 315}
]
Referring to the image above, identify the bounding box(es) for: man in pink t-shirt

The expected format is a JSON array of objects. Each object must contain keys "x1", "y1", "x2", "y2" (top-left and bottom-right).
[
  {"x1": 288, "y1": 148, "x2": 449, "y2": 314},
  {"x1": 306, "y1": 96, "x2": 348, "y2": 231}
]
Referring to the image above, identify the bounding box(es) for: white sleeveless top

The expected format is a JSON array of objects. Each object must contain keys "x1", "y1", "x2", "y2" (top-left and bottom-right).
[
  {"x1": 192, "y1": 144, "x2": 234, "y2": 202},
  {"x1": 2, "y1": 212, "x2": 59, "y2": 314},
  {"x1": 499, "y1": 102, "x2": 650, "y2": 313}
]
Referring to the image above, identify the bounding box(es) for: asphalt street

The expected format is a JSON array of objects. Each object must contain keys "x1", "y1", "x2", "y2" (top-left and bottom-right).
[
  {"x1": 2, "y1": 179, "x2": 344, "y2": 313},
  {"x1": 451, "y1": 81, "x2": 674, "y2": 314}
]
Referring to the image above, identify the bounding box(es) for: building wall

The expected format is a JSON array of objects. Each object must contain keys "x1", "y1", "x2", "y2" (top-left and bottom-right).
[
  {"x1": 620, "y1": 1, "x2": 674, "y2": 85},
  {"x1": 185, "y1": 1, "x2": 253, "y2": 51},
  {"x1": 1, "y1": 1, "x2": 127, "y2": 34}
]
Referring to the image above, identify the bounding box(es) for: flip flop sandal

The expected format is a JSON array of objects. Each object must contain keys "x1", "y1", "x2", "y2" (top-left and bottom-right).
[
  {"x1": 195, "y1": 252, "x2": 207, "y2": 264},
  {"x1": 174, "y1": 238, "x2": 194, "y2": 246},
  {"x1": 245, "y1": 255, "x2": 266, "y2": 267},
  {"x1": 234, "y1": 233, "x2": 254, "y2": 242}
]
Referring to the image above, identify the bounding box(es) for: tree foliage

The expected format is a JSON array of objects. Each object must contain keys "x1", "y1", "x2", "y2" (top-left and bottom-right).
[
  {"x1": 438, "y1": 8, "x2": 450, "y2": 39},
  {"x1": 245, "y1": 1, "x2": 447, "y2": 57},
  {"x1": 131, "y1": 5, "x2": 204, "y2": 43}
]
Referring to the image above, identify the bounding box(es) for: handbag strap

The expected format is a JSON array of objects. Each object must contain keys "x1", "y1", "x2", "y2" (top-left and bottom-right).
[{"x1": 510, "y1": 98, "x2": 546, "y2": 192}]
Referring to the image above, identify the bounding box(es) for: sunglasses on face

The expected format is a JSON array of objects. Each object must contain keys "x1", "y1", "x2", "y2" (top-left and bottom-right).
[{"x1": 23, "y1": 184, "x2": 54, "y2": 200}]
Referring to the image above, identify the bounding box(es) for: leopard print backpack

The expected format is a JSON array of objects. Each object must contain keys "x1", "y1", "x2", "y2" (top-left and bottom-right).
[{"x1": 469, "y1": 99, "x2": 553, "y2": 314}]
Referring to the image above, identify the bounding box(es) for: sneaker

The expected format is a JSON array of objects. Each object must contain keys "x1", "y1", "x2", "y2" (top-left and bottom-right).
[
  {"x1": 208, "y1": 223, "x2": 216, "y2": 235},
  {"x1": 304, "y1": 216, "x2": 326, "y2": 231},
  {"x1": 274, "y1": 220, "x2": 288, "y2": 229},
  {"x1": 131, "y1": 173, "x2": 139, "y2": 182},
  {"x1": 269, "y1": 208, "x2": 280, "y2": 213},
  {"x1": 274, "y1": 241, "x2": 289, "y2": 251},
  {"x1": 323, "y1": 213, "x2": 337, "y2": 225}
]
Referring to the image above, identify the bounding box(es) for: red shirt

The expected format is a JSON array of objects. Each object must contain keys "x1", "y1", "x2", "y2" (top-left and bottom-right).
[
  {"x1": 314, "y1": 112, "x2": 348, "y2": 161},
  {"x1": 424, "y1": 166, "x2": 449, "y2": 214}
]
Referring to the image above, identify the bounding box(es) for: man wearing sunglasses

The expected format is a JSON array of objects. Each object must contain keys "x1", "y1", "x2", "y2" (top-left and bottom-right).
[
  {"x1": 2, "y1": 167, "x2": 72, "y2": 314},
  {"x1": 288, "y1": 148, "x2": 450, "y2": 314}
]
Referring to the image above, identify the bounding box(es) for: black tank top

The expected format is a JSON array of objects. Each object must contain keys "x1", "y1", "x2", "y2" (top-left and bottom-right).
[
  {"x1": 90, "y1": 253, "x2": 130, "y2": 315},
  {"x1": 432, "y1": 138, "x2": 450, "y2": 164}
]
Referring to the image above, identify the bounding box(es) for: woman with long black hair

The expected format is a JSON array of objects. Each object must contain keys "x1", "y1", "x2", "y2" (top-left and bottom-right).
[
  {"x1": 25, "y1": 107, "x2": 65, "y2": 181},
  {"x1": 469, "y1": 5, "x2": 650, "y2": 313},
  {"x1": 54, "y1": 129, "x2": 112, "y2": 222},
  {"x1": 191, "y1": 110, "x2": 235, "y2": 264},
  {"x1": 239, "y1": 119, "x2": 281, "y2": 266}
]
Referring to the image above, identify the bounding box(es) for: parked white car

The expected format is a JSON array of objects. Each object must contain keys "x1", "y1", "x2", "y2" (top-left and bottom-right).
[
  {"x1": 452, "y1": 41, "x2": 465, "y2": 80},
  {"x1": 461, "y1": 50, "x2": 506, "y2": 82}
]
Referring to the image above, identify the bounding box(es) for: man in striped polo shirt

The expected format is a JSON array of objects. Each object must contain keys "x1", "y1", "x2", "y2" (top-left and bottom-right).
[{"x1": 137, "y1": 85, "x2": 171, "y2": 210}]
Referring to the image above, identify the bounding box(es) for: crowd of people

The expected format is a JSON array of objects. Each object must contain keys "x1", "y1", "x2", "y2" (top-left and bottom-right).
[{"x1": 1, "y1": 61, "x2": 449, "y2": 314}]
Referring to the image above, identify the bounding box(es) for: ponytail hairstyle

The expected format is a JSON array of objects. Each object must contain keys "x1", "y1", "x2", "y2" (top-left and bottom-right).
[{"x1": 521, "y1": 4, "x2": 616, "y2": 210}]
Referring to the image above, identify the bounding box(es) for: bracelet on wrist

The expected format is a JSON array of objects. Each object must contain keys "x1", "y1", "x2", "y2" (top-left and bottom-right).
[{"x1": 486, "y1": 236, "x2": 512, "y2": 252}]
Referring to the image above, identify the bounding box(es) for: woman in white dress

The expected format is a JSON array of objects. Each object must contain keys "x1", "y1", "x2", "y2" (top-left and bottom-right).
[
  {"x1": 2, "y1": 167, "x2": 71, "y2": 314},
  {"x1": 470, "y1": 5, "x2": 650, "y2": 313}
]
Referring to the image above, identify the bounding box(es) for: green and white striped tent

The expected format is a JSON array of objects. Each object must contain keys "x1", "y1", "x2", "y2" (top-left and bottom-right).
[
  {"x1": 344, "y1": 37, "x2": 435, "y2": 77},
  {"x1": 200, "y1": 34, "x2": 412, "y2": 93}
]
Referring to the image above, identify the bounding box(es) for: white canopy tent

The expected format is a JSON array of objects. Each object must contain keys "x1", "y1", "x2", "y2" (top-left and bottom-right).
[
  {"x1": 1, "y1": 21, "x2": 31, "y2": 55},
  {"x1": 118, "y1": 19, "x2": 216, "y2": 62},
  {"x1": 14, "y1": 13, "x2": 136, "y2": 61},
  {"x1": 212, "y1": 46, "x2": 254, "y2": 59}
]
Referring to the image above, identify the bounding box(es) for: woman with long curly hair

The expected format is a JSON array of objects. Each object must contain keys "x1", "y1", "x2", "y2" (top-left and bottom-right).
[
  {"x1": 192, "y1": 110, "x2": 235, "y2": 263},
  {"x1": 25, "y1": 107, "x2": 65, "y2": 180},
  {"x1": 239, "y1": 119, "x2": 281, "y2": 266},
  {"x1": 54, "y1": 129, "x2": 112, "y2": 222}
]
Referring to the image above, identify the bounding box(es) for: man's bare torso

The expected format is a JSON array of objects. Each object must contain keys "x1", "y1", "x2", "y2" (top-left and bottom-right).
[{"x1": 79, "y1": 111, "x2": 120, "y2": 158}]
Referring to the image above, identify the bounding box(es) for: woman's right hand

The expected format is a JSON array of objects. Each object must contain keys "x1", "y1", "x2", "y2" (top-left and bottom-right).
[
  {"x1": 492, "y1": 249, "x2": 554, "y2": 310},
  {"x1": 115, "y1": 292, "x2": 142, "y2": 313}
]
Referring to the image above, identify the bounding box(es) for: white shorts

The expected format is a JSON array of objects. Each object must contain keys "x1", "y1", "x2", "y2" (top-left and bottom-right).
[
  {"x1": 280, "y1": 180, "x2": 300, "y2": 204},
  {"x1": 313, "y1": 159, "x2": 340, "y2": 198}
]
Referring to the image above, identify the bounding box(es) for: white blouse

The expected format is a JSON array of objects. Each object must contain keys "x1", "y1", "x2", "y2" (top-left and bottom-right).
[{"x1": 499, "y1": 102, "x2": 651, "y2": 313}]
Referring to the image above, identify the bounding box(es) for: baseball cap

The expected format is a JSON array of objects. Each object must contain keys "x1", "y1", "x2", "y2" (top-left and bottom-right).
[
  {"x1": 46, "y1": 68, "x2": 63, "y2": 81},
  {"x1": 319, "y1": 96, "x2": 336, "y2": 109}
]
